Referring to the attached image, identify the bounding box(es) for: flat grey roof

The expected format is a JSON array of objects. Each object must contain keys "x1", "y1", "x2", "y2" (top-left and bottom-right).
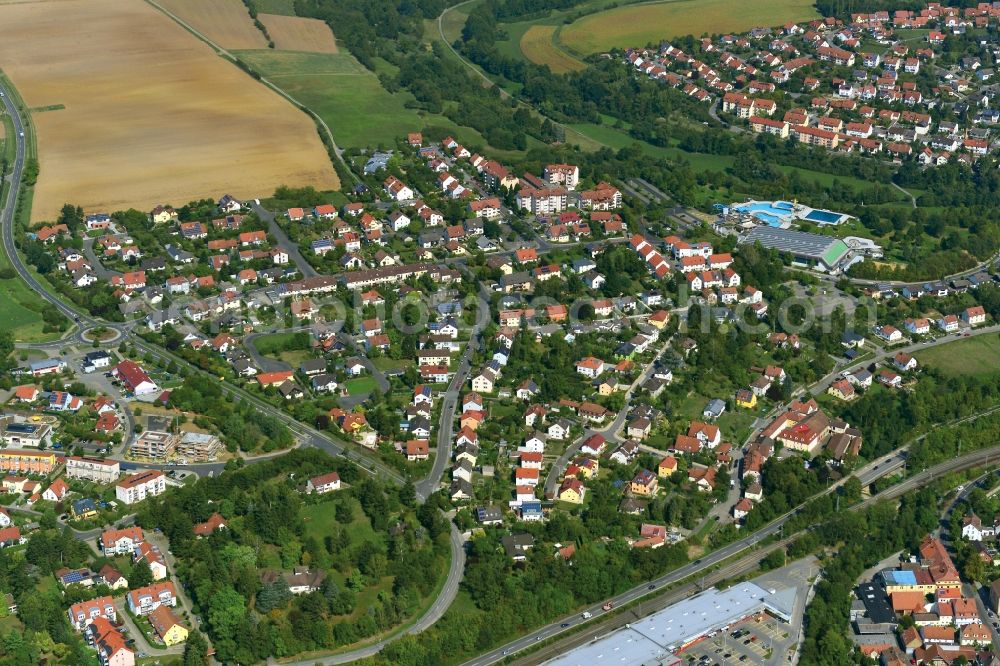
[
  {"x1": 545, "y1": 583, "x2": 772, "y2": 666},
  {"x1": 740, "y1": 226, "x2": 850, "y2": 268}
]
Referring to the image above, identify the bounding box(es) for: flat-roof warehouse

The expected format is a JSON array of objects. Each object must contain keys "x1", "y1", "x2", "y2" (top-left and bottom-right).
[
  {"x1": 545, "y1": 583, "x2": 788, "y2": 666},
  {"x1": 740, "y1": 226, "x2": 851, "y2": 271}
]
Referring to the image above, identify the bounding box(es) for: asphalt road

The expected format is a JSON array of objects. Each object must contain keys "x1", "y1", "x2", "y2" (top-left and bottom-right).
[
  {"x1": 0, "y1": 83, "x2": 475, "y2": 664},
  {"x1": 251, "y1": 202, "x2": 317, "y2": 278},
  {"x1": 808, "y1": 323, "x2": 1000, "y2": 396},
  {"x1": 415, "y1": 281, "x2": 489, "y2": 501},
  {"x1": 468, "y1": 442, "x2": 1000, "y2": 666}
]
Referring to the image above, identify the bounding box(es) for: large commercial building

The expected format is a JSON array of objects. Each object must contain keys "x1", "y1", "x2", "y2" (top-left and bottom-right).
[
  {"x1": 0, "y1": 418, "x2": 52, "y2": 448},
  {"x1": 545, "y1": 584, "x2": 792, "y2": 666},
  {"x1": 740, "y1": 226, "x2": 851, "y2": 272}
]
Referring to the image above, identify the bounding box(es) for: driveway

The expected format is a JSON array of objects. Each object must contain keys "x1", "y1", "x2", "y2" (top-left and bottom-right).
[{"x1": 113, "y1": 597, "x2": 184, "y2": 657}]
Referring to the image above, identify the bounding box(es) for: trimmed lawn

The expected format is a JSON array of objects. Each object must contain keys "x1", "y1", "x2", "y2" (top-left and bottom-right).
[
  {"x1": 300, "y1": 499, "x2": 381, "y2": 546},
  {"x1": 252, "y1": 331, "x2": 308, "y2": 355},
  {"x1": 915, "y1": 334, "x2": 1000, "y2": 377},
  {"x1": 371, "y1": 357, "x2": 411, "y2": 372},
  {"x1": 345, "y1": 376, "x2": 378, "y2": 395},
  {"x1": 560, "y1": 0, "x2": 818, "y2": 54}
]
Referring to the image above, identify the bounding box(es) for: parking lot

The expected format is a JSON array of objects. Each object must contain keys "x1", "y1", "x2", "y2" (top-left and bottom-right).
[
  {"x1": 680, "y1": 558, "x2": 815, "y2": 666},
  {"x1": 681, "y1": 616, "x2": 790, "y2": 666}
]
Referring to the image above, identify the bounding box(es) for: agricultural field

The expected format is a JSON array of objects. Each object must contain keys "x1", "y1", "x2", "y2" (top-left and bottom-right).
[
  {"x1": 915, "y1": 334, "x2": 1000, "y2": 377},
  {"x1": 158, "y1": 0, "x2": 268, "y2": 49},
  {"x1": 234, "y1": 49, "x2": 498, "y2": 150},
  {"x1": 252, "y1": 0, "x2": 295, "y2": 15},
  {"x1": 519, "y1": 26, "x2": 585, "y2": 73},
  {"x1": 559, "y1": 0, "x2": 819, "y2": 54},
  {"x1": 259, "y1": 13, "x2": 339, "y2": 52},
  {"x1": 0, "y1": 0, "x2": 338, "y2": 222}
]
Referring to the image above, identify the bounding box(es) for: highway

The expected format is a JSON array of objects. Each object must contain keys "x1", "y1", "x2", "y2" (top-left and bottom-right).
[{"x1": 467, "y1": 441, "x2": 1000, "y2": 666}]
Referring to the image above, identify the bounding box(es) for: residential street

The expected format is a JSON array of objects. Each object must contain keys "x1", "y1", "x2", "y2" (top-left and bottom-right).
[
  {"x1": 807, "y1": 323, "x2": 1000, "y2": 396},
  {"x1": 543, "y1": 333, "x2": 675, "y2": 499},
  {"x1": 252, "y1": 202, "x2": 317, "y2": 278}
]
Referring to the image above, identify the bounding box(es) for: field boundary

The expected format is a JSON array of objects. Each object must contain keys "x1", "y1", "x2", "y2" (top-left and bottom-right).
[
  {"x1": 556, "y1": 0, "x2": 819, "y2": 54},
  {"x1": 144, "y1": 0, "x2": 356, "y2": 185},
  {"x1": 518, "y1": 24, "x2": 586, "y2": 73}
]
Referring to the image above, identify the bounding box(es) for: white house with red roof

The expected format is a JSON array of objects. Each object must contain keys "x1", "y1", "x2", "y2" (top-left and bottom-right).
[
  {"x1": 962, "y1": 306, "x2": 986, "y2": 326},
  {"x1": 306, "y1": 472, "x2": 341, "y2": 494},
  {"x1": 575, "y1": 357, "x2": 605, "y2": 378},
  {"x1": 111, "y1": 361, "x2": 159, "y2": 396}
]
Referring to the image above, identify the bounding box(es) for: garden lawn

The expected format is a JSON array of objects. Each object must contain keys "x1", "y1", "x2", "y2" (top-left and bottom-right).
[
  {"x1": 345, "y1": 376, "x2": 378, "y2": 396},
  {"x1": 252, "y1": 331, "x2": 307, "y2": 355}
]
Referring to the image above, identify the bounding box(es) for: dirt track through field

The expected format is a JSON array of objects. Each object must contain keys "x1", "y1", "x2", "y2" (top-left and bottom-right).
[
  {"x1": 0, "y1": 0, "x2": 338, "y2": 221},
  {"x1": 259, "y1": 13, "x2": 339, "y2": 53}
]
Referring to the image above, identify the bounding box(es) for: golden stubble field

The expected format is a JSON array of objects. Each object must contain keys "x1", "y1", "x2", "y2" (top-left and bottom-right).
[
  {"x1": 158, "y1": 0, "x2": 269, "y2": 49},
  {"x1": 259, "y1": 13, "x2": 339, "y2": 53},
  {"x1": 0, "y1": 0, "x2": 339, "y2": 222}
]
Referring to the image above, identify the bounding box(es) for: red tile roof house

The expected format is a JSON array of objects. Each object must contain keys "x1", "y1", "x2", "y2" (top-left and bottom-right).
[
  {"x1": 101, "y1": 526, "x2": 145, "y2": 555},
  {"x1": 406, "y1": 440, "x2": 430, "y2": 461},
  {"x1": 68, "y1": 595, "x2": 117, "y2": 630},
  {"x1": 633, "y1": 523, "x2": 667, "y2": 549},
  {"x1": 190, "y1": 513, "x2": 227, "y2": 538},
  {"x1": 963, "y1": 305, "x2": 987, "y2": 326},
  {"x1": 306, "y1": 472, "x2": 341, "y2": 494},
  {"x1": 127, "y1": 581, "x2": 177, "y2": 616},
  {"x1": 257, "y1": 371, "x2": 294, "y2": 388},
  {"x1": 86, "y1": 617, "x2": 133, "y2": 666},
  {"x1": 41, "y1": 478, "x2": 69, "y2": 501},
  {"x1": 112, "y1": 360, "x2": 158, "y2": 396}
]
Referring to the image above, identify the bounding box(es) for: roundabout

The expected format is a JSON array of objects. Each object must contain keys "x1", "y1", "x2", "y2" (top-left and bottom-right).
[{"x1": 80, "y1": 325, "x2": 122, "y2": 345}]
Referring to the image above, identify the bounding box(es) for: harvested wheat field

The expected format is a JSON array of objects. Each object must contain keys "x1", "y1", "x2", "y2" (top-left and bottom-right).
[
  {"x1": 0, "y1": 0, "x2": 338, "y2": 222},
  {"x1": 259, "y1": 13, "x2": 339, "y2": 53},
  {"x1": 158, "y1": 0, "x2": 268, "y2": 49},
  {"x1": 520, "y1": 25, "x2": 585, "y2": 74}
]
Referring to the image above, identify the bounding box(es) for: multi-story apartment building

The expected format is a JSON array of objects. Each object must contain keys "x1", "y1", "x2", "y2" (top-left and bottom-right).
[
  {"x1": 115, "y1": 470, "x2": 166, "y2": 505},
  {"x1": 66, "y1": 456, "x2": 121, "y2": 484},
  {"x1": 0, "y1": 448, "x2": 57, "y2": 474}
]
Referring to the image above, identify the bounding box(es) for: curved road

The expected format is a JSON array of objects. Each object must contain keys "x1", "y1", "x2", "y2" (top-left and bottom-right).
[{"x1": 0, "y1": 79, "x2": 467, "y2": 663}]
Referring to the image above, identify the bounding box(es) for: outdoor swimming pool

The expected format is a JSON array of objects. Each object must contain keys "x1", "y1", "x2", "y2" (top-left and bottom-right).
[
  {"x1": 733, "y1": 201, "x2": 795, "y2": 226},
  {"x1": 729, "y1": 200, "x2": 849, "y2": 227},
  {"x1": 803, "y1": 209, "x2": 845, "y2": 224}
]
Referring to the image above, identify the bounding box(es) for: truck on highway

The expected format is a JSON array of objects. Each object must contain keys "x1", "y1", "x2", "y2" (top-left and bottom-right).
[
  {"x1": 602, "y1": 601, "x2": 614, "y2": 611},
  {"x1": 581, "y1": 611, "x2": 592, "y2": 619}
]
